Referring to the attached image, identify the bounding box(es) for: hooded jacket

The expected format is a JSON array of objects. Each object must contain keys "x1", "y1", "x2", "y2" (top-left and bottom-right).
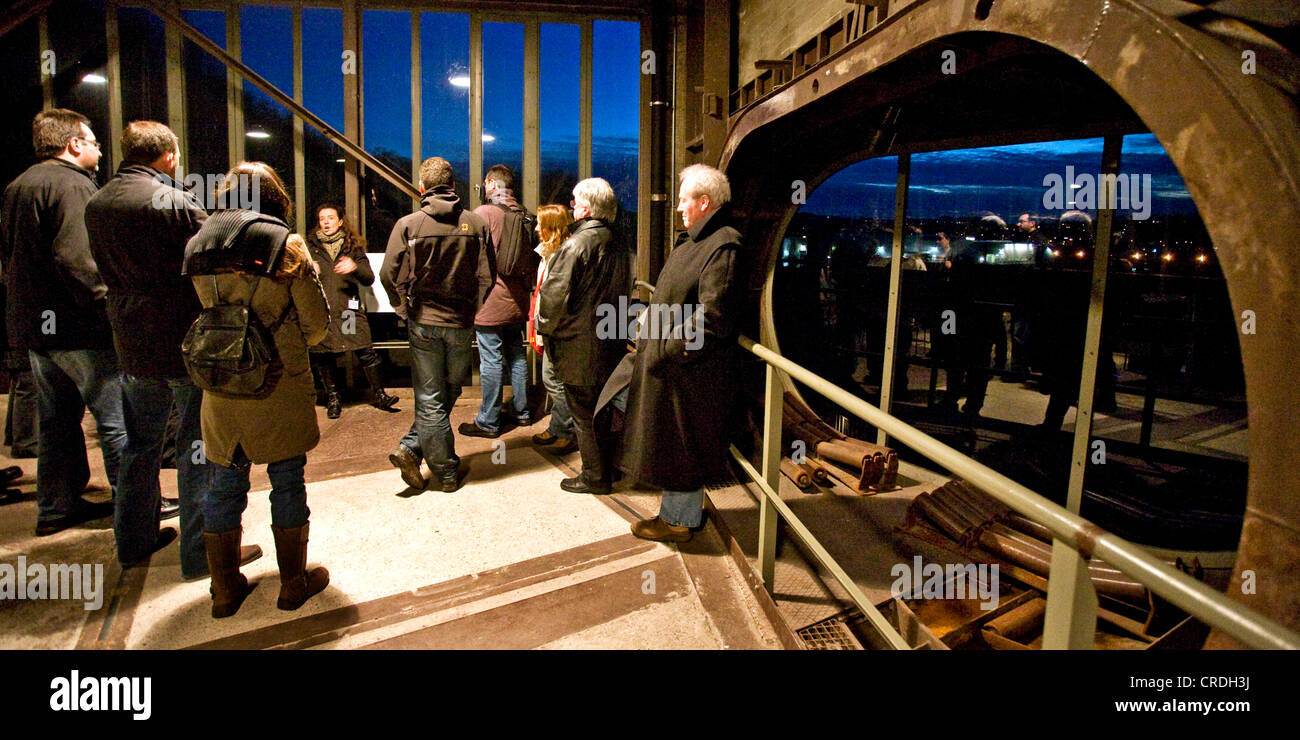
[{"x1": 380, "y1": 185, "x2": 495, "y2": 328}]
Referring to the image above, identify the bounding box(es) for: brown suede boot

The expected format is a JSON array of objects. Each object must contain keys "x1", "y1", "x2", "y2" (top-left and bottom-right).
[
  {"x1": 272, "y1": 521, "x2": 330, "y2": 610},
  {"x1": 203, "y1": 529, "x2": 256, "y2": 618}
]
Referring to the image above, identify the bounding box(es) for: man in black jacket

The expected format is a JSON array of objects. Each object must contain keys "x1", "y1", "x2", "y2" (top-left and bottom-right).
[
  {"x1": 0, "y1": 109, "x2": 125, "y2": 536},
  {"x1": 85, "y1": 121, "x2": 261, "y2": 577},
  {"x1": 381, "y1": 157, "x2": 494, "y2": 492},
  {"x1": 536, "y1": 177, "x2": 629, "y2": 494}
]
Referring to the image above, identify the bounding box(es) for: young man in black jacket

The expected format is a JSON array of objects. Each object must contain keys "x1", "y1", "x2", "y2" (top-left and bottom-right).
[
  {"x1": 85, "y1": 121, "x2": 262, "y2": 577},
  {"x1": 0, "y1": 109, "x2": 124, "y2": 536},
  {"x1": 380, "y1": 157, "x2": 494, "y2": 492}
]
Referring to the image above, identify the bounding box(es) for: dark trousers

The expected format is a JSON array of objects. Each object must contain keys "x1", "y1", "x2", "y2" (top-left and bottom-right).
[
  {"x1": 563, "y1": 383, "x2": 613, "y2": 485},
  {"x1": 118, "y1": 376, "x2": 206, "y2": 576},
  {"x1": 5, "y1": 368, "x2": 37, "y2": 455}
]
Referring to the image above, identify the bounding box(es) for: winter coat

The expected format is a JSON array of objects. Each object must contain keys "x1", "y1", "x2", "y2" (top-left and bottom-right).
[
  {"x1": 536, "y1": 218, "x2": 629, "y2": 387},
  {"x1": 473, "y1": 190, "x2": 536, "y2": 327},
  {"x1": 306, "y1": 228, "x2": 375, "y2": 353},
  {"x1": 0, "y1": 158, "x2": 112, "y2": 352},
  {"x1": 379, "y1": 186, "x2": 494, "y2": 328},
  {"x1": 186, "y1": 213, "x2": 330, "y2": 467},
  {"x1": 84, "y1": 163, "x2": 208, "y2": 377},
  {"x1": 616, "y1": 205, "x2": 746, "y2": 491}
]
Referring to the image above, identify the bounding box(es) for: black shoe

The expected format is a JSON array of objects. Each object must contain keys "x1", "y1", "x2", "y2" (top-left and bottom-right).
[
  {"x1": 560, "y1": 475, "x2": 610, "y2": 495},
  {"x1": 35, "y1": 500, "x2": 114, "y2": 536},
  {"x1": 160, "y1": 497, "x2": 180, "y2": 521},
  {"x1": 121, "y1": 527, "x2": 179, "y2": 568},
  {"x1": 458, "y1": 422, "x2": 501, "y2": 439},
  {"x1": 370, "y1": 389, "x2": 400, "y2": 411},
  {"x1": 502, "y1": 411, "x2": 532, "y2": 427},
  {"x1": 1, "y1": 465, "x2": 22, "y2": 483},
  {"x1": 440, "y1": 474, "x2": 462, "y2": 492},
  {"x1": 389, "y1": 446, "x2": 425, "y2": 490},
  {"x1": 326, "y1": 392, "x2": 342, "y2": 419},
  {"x1": 532, "y1": 431, "x2": 560, "y2": 445}
]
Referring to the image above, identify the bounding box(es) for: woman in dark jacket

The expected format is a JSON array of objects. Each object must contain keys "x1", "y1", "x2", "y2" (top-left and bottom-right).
[
  {"x1": 306, "y1": 202, "x2": 398, "y2": 418},
  {"x1": 186, "y1": 162, "x2": 332, "y2": 618},
  {"x1": 619, "y1": 165, "x2": 747, "y2": 543}
]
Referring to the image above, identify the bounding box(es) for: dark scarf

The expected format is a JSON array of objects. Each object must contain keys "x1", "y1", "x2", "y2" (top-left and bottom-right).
[{"x1": 316, "y1": 228, "x2": 347, "y2": 262}]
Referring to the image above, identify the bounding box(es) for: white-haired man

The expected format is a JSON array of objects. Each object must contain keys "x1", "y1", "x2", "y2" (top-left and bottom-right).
[
  {"x1": 618, "y1": 163, "x2": 746, "y2": 542},
  {"x1": 536, "y1": 177, "x2": 629, "y2": 494}
]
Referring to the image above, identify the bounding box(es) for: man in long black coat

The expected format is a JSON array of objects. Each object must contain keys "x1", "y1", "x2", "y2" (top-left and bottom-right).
[{"x1": 620, "y1": 164, "x2": 746, "y2": 542}]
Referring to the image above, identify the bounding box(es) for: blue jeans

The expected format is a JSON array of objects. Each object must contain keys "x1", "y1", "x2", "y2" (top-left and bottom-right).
[
  {"x1": 474, "y1": 324, "x2": 528, "y2": 432},
  {"x1": 29, "y1": 348, "x2": 126, "y2": 522},
  {"x1": 118, "y1": 376, "x2": 207, "y2": 576},
  {"x1": 542, "y1": 351, "x2": 574, "y2": 440},
  {"x1": 399, "y1": 322, "x2": 473, "y2": 482},
  {"x1": 204, "y1": 446, "x2": 308, "y2": 533},
  {"x1": 660, "y1": 488, "x2": 705, "y2": 528}
]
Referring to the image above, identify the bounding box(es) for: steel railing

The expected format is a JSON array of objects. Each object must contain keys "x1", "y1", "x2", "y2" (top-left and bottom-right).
[{"x1": 728, "y1": 333, "x2": 1300, "y2": 650}]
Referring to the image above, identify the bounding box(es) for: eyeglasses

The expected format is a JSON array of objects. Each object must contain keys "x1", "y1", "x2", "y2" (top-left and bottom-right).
[{"x1": 74, "y1": 136, "x2": 100, "y2": 150}]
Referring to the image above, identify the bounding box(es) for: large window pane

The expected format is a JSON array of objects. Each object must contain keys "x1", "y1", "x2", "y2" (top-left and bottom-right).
[
  {"x1": 420, "y1": 12, "x2": 469, "y2": 204},
  {"x1": 0, "y1": 16, "x2": 43, "y2": 188},
  {"x1": 482, "y1": 22, "x2": 523, "y2": 203},
  {"x1": 240, "y1": 5, "x2": 294, "y2": 206},
  {"x1": 181, "y1": 9, "x2": 227, "y2": 181},
  {"x1": 302, "y1": 7, "x2": 345, "y2": 223},
  {"x1": 362, "y1": 10, "x2": 412, "y2": 243},
  {"x1": 118, "y1": 8, "x2": 167, "y2": 128},
  {"x1": 540, "y1": 23, "x2": 579, "y2": 208},
  {"x1": 49, "y1": 0, "x2": 108, "y2": 184},
  {"x1": 593, "y1": 20, "x2": 640, "y2": 248}
]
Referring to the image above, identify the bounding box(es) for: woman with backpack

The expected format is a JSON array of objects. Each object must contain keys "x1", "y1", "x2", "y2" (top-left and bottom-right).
[
  {"x1": 183, "y1": 161, "x2": 332, "y2": 618},
  {"x1": 527, "y1": 204, "x2": 578, "y2": 454},
  {"x1": 306, "y1": 202, "x2": 398, "y2": 419}
]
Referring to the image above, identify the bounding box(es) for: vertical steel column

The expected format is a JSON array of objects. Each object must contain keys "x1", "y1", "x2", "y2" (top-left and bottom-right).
[
  {"x1": 877, "y1": 152, "x2": 910, "y2": 446},
  {"x1": 1043, "y1": 135, "x2": 1122, "y2": 649},
  {"x1": 342, "y1": 0, "x2": 361, "y2": 231},
  {"x1": 758, "y1": 362, "x2": 783, "y2": 594},
  {"x1": 578, "y1": 19, "x2": 592, "y2": 181},
  {"x1": 225, "y1": 2, "x2": 243, "y2": 168},
  {"x1": 410, "y1": 10, "x2": 421, "y2": 211},
  {"x1": 523, "y1": 19, "x2": 540, "y2": 212},
  {"x1": 469, "y1": 13, "x2": 483, "y2": 205},
  {"x1": 637, "y1": 16, "x2": 652, "y2": 284},
  {"x1": 105, "y1": 2, "x2": 123, "y2": 170},
  {"x1": 164, "y1": 1, "x2": 186, "y2": 155},
  {"x1": 39, "y1": 12, "x2": 53, "y2": 109},
  {"x1": 292, "y1": 2, "x2": 305, "y2": 234}
]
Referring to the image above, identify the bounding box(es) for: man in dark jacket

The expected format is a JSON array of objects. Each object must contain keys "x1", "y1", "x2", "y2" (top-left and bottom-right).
[
  {"x1": 85, "y1": 121, "x2": 259, "y2": 577},
  {"x1": 381, "y1": 157, "x2": 494, "y2": 492},
  {"x1": 461, "y1": 164, "x2": 538, "y2": 438},
  {"x1": 621, "y1": 164, "x2": 746, "y2": 542},
  {"x1": 0, "y1": 109, "x2": 126, "y2": 536},
  {"x1": 536, "y1": 177, "x2": 629, "y2": 494}
]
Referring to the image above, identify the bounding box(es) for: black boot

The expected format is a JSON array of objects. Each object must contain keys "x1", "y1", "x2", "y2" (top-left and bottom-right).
[
  {"x1": 315, "y1": 363, "x2": 341, "y2": 419},
  {"x1": 362, "y1": 363, "x2": 399, "y2": 411}
]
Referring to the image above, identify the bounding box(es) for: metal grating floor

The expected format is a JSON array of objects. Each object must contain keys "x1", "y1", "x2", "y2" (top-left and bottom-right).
[{"x1": 797, "y1": 615, "x2": 864, "y2": 650}]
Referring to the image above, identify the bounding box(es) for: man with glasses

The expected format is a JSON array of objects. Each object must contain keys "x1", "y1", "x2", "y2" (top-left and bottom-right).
[{"x1": 0, "y1": 109, "x2": 126, "y2": 536}]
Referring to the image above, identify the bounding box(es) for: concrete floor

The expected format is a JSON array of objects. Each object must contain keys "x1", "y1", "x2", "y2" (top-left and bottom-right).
[{"x1": 0, "y1": 387, "x2": 782, "y2": 650}]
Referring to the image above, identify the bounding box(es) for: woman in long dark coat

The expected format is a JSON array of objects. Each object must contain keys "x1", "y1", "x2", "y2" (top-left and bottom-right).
[
  {"x1": 306, "y1": 203, "x2": 398, "y2": 418},
  {"x1": 619, "y1": 164, "x2": 747, "y2": 543}
]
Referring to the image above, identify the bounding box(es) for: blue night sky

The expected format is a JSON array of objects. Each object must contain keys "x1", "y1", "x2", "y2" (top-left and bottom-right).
[
  {"x1": 182, "y1": 9, "x2": 639, "y2": 178},
  {"x1": 803, "y1": 135, "x2": 1198, "y2": 221}
]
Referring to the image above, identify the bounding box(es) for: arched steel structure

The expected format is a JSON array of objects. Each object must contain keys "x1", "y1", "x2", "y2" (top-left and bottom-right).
[{"x1": 717, "y1": 0, "x2": 1300, "y2": 643}]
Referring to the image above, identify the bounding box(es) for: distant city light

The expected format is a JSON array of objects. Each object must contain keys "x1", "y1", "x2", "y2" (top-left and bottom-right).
[
  {"x1": 1131, "y1": 252, "x2": 1142, "y2": 260},
  {"x1": 1196, "y1": 254, "x2": 1207, "y2": 263},
  {"x1": 1163, "y1": 253, "x2": 1173, "y2": 261},
  {"x1": 1075, "y1": 250, "x2": 1085, "y2": 258},
  {"x1": 81, "y1": 73, "x2": 107, "y2": 84},
  {"x1": 246, "y1": 131, "x2": 270, "y2": 139}
]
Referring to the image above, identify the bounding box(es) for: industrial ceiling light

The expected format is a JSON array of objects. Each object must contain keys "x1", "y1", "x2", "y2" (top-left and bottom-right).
[
  {"x1": 246, "y1": 131, "x2": 270, "y2": 139},
  {"x1": 481, "y1": 132, "x2": 495, "y2": 143},
  {"x1": 81, "y1": 73, "x2": 107, "y2": 84}
]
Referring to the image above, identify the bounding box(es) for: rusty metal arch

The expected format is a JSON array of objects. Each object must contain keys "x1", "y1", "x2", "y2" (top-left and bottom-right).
[{"x1": 716, "y1": 0, "x2": 1300, "y2": 642}]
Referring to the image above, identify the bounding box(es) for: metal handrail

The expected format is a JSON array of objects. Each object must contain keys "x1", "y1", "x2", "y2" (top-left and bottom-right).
[{"x1": 732, "y1": 334, "x2": 1300, "y2": 650}]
